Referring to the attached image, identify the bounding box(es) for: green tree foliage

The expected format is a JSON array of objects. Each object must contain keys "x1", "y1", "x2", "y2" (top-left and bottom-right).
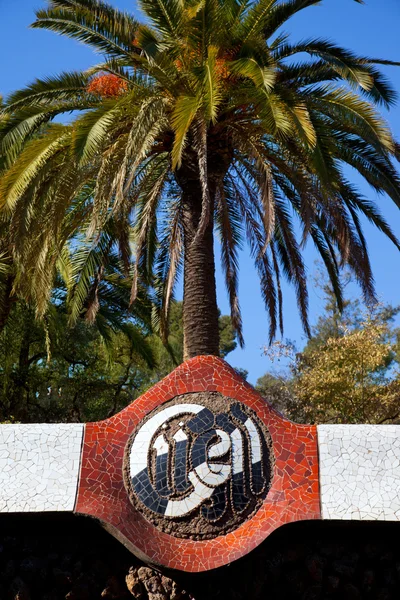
[
  {"x1": 294, "y1": 312, "x2": 400, "y2": 424},
  {"x1": 0, "y1": 291, "x2": 156, "y2": 423},
  {"x1": 0, "y1": 298, "x2": 236, "y2": 423},
  {"x1": 1, "y1": 0, "x2": 400, "y2": 357},
  {"x1": 257, "y1": 274, "x2": 400, "y2": 424},
  {"x1": 255, "y1": 371, "x2": 296, "y2": 416}
]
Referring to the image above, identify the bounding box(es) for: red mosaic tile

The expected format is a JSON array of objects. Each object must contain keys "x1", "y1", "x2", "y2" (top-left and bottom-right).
[{"x1": 74, "y1": 356, "x2": 320, "y2": 572}]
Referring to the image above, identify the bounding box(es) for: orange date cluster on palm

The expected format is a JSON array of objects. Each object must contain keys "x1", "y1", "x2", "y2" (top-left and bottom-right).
[
  {"x1": 173, "y1": 45, "x2": 233, "y2": 80},
  {"x1": 87, "y1": 73, "x2": 128, "y2": 98}
]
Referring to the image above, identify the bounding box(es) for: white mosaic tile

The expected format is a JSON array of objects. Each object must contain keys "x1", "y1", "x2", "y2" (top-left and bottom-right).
[
  {"x1": 244, "y1": 418, "x2": 262, "y2": 463},
  {"x1": 318, "y1": 425, "x2": 400, "y2": 521},
  {"x1": 173, "y1": 429, "x2": 188, "y2": 443},
  {"x1": 164, "y1": 471, "x2": 214, "y2": 517},
  {"x1": 208, "y1": 430, "x2": 230, "y2": 458},
  {"x1": 0, "y1": 424, "x2": 83, "y2": 513},
  {"x1": 230, "y1": 428, "x2": 244, "y2": 475},
  {"x1": 129, "y1": 403, "x2": 203, "y2": 477},
  {"x1": 194, "y1": 461, "x2": 230, "y2": 487},
  {"x1": 153, "y1": 434, "x2": 169, "y2": 456}
]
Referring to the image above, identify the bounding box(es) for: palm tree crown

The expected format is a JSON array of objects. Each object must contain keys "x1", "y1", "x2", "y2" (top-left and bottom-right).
[{"x1": 1, "y1": 0, "x2": 400, "y2": 358}]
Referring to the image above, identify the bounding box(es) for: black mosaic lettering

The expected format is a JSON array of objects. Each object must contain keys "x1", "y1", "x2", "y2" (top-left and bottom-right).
[{"x1": 125, "y1": 395, "x2": 274, "y2": 539}]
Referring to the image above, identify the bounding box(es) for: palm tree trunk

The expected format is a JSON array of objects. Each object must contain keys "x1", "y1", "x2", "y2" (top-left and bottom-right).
[
  {"x1": 181, "y1": 181, "x2": 219, "y2": 360},
  {"x1": 0, "y1": 274, "x2": 16, "y2": 333}
]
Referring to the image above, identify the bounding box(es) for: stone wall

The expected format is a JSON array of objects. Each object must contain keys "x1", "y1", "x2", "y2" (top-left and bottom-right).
[
  {"x1": 1, "y1": 514, "x2": 400, "y2": 600},
  {"x1": 2, "y1": 357, "x2": 400, "y2": 594},
  {"x1": 2, "y1": 359, "x2": 400, "y2": 576}
]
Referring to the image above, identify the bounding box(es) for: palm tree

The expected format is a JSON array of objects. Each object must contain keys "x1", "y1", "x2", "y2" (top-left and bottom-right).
[{"x1": 1, "y1": 0, "x2": 400, "y2": 359}]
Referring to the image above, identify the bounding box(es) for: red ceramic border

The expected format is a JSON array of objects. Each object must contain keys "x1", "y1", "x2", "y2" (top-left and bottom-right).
[{"x1": 74, "y1": 356, "x2": 320, "y2": 572}]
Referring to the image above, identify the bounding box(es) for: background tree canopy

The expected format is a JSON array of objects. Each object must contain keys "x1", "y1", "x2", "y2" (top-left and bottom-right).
[
  {"x1": 257, "y1": 271, "x2": 400, "y2": 424},
  {"x1": 0, "y1": 296, "x2": 237, "y2": 423}
]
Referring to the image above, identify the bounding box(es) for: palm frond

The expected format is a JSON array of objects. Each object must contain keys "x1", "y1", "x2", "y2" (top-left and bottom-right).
[
  {"x1": 274, "y1": 195, "x2": 310, "y2": 336},
  {"x1": 171, "y1": 95, "x2": 201, "y2": 168},
  {"x1": 263, "y1": 0, "x2": 324, "y2": 39},
  {"x1": 240, "y1": 0, "x2": 277, "y2": 42},
  {"x1": 33, "y1": 0, "x2": 139, "y2": 59},
  {"x1": 216, "y1": 184, "x2": 244, "y2": 346},
  {"x1": 130, "y1": 164, "x2": 168, "y2": 303},
  {"x1": 0, "y1": 125, "x2": 72, "y2": 215},
  {"x1": 139, "y1": 0, "x2": 183, "y2": 40},
  {"x1": 309, "y1": 85, "x2": 394, "y2": 152},
  {"x1": 72, "y1": 98, "x2": 123, "y2": 164},
  {"x1": 67, "y1": 229, "x2": 113, "y2": 325},
  {"x1": 154, "y1": 198, "x2": 183, "y2": 341},
  {"x1": 4, "y1": 72, "x2": 90, "y2": 112}
]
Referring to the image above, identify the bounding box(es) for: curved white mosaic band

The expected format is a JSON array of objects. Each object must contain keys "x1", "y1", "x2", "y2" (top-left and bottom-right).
[
  {"x1": 0, "y1": 424, "x2": 83, "y2": 513},
  {"x1": 318, "y1": 425, "x2": 400, "y2": 521}
]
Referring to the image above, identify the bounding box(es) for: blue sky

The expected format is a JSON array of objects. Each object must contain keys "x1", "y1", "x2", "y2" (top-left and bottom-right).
[{"x1": 1, "y1": 0, "x2": 400, "y2": 383}]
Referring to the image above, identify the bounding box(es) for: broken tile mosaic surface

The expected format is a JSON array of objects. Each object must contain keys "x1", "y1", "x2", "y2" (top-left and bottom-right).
[
  {"x1": 125, "y1": 397, "x2": 272, "y2": 528},
  {"x1": 0, "y1": 424, "x2": 83, "y2": 512},
  {"x1": 75, "y1": 356, "x2": 320, "y2": 571},
  {"x1": 3, "y1": 356, "x2": 400, "y2": 574},
  {"x1": 319, "y1": 424, "x2": 400, "y2": 521}
]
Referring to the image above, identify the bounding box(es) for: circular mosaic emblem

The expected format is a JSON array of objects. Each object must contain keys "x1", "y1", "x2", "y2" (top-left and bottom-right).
[{"x1": 123, "y1": 392, "x2": 274, "y2": 540}]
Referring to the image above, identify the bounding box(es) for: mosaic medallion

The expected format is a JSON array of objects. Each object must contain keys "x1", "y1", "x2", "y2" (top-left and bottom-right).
[
  {"x1": 123, "y1": 392, "x2": 274, "y2": 539},
  {"x1": 75, "y1": 356, "x2": 320, "y2": 571}
]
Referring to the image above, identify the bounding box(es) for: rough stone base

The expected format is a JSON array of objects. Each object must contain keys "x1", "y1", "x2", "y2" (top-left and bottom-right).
[{"x1": 1, "y1": 514, "x2": 400, "y2": 599}]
